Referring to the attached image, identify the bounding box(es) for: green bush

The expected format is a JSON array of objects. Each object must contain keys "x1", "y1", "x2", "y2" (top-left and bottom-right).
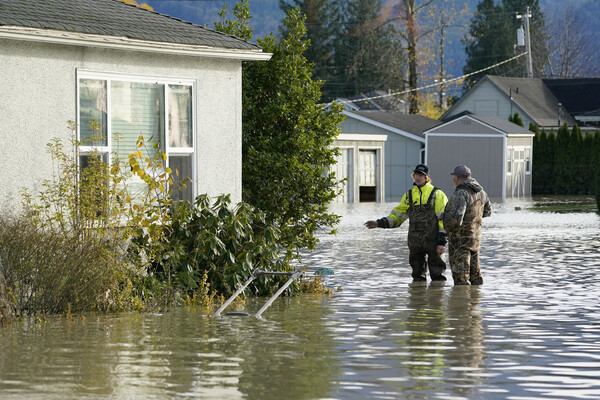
[
  {"x1": 0, "y1": 215, "x2": 123, "y2": 315},
  {"x1": 129, "y1": 194, "x2": 295, "y2": 298}
]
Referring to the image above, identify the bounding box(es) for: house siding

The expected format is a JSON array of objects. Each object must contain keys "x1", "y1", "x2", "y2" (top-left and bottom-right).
[
  {"x1": 446, "y1": 80, "x2": 535, "y2": 128},
  {"x1": 0, "y1": 38, "x2": 243, "y2": 207}
]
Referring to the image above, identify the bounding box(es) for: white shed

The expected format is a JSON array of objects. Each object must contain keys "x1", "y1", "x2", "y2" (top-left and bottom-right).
[{"x1": 424, "y1": 114, "x2": 535, "y2": 201}]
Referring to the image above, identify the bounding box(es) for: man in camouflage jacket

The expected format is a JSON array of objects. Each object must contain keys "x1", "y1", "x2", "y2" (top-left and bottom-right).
[
  {"x1": 439, "y1": 165, "x2": 492, "y2": 286},
  {"x1": 365, "y1": 164, "x2": 448, "y2": 282}
]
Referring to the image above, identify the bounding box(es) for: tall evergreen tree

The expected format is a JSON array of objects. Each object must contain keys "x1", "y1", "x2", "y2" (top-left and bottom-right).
[
  {"x1": 533, "y1": 129, "x2": 556, "y2": 194},
  {"x1": 217, "y1": 1, "x2": 345, "y2": 254},
  {"x1": 503, "y1": 0, "x2": 548, "y2": 77},
  {"x1": 463, "y1": 0, "x2": 547, "y2": 89},
  {"x1": 328, "y1": 0, "x2": 406, "y2": 101},
  {"x1": 553, "y1": 124, "x2": 572, "y2": 194},
  {"x1": 280, "y1": 0, "x2": 337, "y2": 90},
  {"x1": 281, "y1": 0, "x2": 406, "y2": 102}
]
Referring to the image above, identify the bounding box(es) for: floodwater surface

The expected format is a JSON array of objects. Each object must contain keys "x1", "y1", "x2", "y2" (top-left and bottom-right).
[{"x1": 1, "y1": 197, "x2": 599, "y2": 399}]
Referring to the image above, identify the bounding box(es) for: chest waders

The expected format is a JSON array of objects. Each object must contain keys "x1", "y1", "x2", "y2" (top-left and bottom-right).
[
  {"x1": 449, "y1": 187, "x2": 486, "y2": 286},
  {"x1": 405, "y1": 187, "x2": 447, "y2": 281}
]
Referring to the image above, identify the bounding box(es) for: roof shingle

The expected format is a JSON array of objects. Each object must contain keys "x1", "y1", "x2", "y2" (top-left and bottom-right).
[{"x1": 0, "y1": 0, "x2": 261, "y2": 51}]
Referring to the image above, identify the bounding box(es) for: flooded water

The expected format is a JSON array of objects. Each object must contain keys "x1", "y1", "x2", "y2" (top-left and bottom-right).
[{"x1": 1, "y1": 196, "x2": 599, "y2": 399}]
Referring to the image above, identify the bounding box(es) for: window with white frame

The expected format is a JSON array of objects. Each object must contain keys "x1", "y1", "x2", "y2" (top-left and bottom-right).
[
  {"x1": 525, "y1": 146, "x2": 531, "y2": 174},
  {"x1": 78, "y1": 72, "x2": 195, "y2": 203},
  {"x1": 507, "y1": 147, "x2": 513, "y2": 174}
]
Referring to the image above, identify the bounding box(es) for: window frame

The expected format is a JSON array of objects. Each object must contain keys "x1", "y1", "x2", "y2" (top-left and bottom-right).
[{"x1": 76, "y1": 70, "x2": 197, "y2": 201}]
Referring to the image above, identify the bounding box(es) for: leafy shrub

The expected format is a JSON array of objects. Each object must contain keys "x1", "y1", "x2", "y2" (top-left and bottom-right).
[
  {"x1": 129, "y1": 194, "x2": 296, "y2": 298},
  {"x1": 0, "y1": 215, "x2": 123, "y2": 315}
]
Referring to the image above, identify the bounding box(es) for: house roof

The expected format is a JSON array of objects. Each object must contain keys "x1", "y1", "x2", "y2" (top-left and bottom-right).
[
  {"x1": 0, "y1": 0, "x2": 262, "y2": 52},
  {"x1": 346, "y1": 111, "x2": 440, "y2": 139},
  {"x1": 542, "y1": 78, "x2": 600, "y2": 117},
  {"x1": 483, "y1": 75, "x2": 575, "y2": 127},
  {"x1": 441, "y1": 75, "x2": 600, "y2": 127}
]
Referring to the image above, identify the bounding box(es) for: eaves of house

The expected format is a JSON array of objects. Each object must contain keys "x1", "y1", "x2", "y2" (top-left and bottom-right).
[
  {"x1": 441, "y1": 75, "x2": 576, "y2": 127},
  {"x1": 0, "y1": 0, "x2": 271, "y2": 60},
  {"x1": 344, "y1": 111, "x2": 440, "y2": 143}
]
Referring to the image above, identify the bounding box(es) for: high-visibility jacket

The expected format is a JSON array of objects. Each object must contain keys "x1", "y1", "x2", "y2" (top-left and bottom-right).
[{"x1": 380, "y1": 181, "x2": 448, "y2": 232}]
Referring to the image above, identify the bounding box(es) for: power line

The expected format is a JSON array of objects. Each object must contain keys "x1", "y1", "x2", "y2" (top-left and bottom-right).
[{"x1": 327, "y1": 52, "x2": 528, "y2": 106}]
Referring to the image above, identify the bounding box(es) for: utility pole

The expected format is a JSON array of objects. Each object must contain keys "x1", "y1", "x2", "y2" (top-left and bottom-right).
[{"x1": 516, "y1": 7, "x2": 533, "y2": 78}]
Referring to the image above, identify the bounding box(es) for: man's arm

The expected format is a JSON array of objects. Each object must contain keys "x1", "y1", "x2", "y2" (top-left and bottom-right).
[
  {"x1": 365, "y1": 192, "x2": 410, "y2": 229},
  {"x1": 483, "y1": 193, "x2": 492, "y2": 218},
  {"x1": 442, "y1": 190, "x2": 470, "y2": 232}
]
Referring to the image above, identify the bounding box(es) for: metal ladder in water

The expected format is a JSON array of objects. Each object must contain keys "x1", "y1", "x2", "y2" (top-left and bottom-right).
[{"x1": 214, "y1": 268, "x2": 304, "y2": 319}]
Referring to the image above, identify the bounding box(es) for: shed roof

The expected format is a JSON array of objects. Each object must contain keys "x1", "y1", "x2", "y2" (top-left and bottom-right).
[
  {"x1": 426, "y1": 113, "x2": 535, "y2": 136},
  {"x1": 346, "y1": 111, "x2": 440, "y2": 138},
  {"x1": 468, "y1": 115, "x2": 535, "y2": 135},
  {"x1": 0, "y1": 0, "x2": 260, "y2": 51}
]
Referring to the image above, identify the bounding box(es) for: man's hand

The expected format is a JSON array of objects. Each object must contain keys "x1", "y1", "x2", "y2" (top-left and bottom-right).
[
  {"x1": 364, "y1": 220, "x2": 378, "y2": 229},
  {"x1": 436, "y1": 212, "x2": 444, "y2": 220},
  {"x1": 437, "y1": 245, "x2": 446, "y2": 256}
]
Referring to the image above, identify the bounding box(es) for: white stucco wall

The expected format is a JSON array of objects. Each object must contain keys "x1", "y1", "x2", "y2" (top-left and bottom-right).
[{"x1": 0, "y1": 38, "x2": 242, "y2": 209}]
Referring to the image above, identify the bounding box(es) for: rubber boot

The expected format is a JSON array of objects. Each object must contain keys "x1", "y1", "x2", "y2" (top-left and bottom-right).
[{"x1": 453, "y1": 273, "x2": 470, "y2": 285}]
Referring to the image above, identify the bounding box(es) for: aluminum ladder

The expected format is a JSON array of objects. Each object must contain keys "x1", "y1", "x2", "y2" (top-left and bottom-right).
[{"x1": 214, "y1": 268, "x2": 303, "y2": 319}]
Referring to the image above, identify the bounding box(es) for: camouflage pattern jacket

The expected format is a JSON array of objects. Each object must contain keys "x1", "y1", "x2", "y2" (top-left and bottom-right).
[{"x1": 442, "y1": 178, "x2": 492, "y2": 240}]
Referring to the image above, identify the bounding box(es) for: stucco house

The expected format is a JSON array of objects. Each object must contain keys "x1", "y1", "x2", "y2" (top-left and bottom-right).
[
  {"x1": 424, "y1": 113, "x2": 535, "y2": 201},
  {"x1": 0, "y1": 0, "x2": 270, "y2": 208},
  {"x1": 332, "y1": 110, "x2": 440, "y2": 203},
  {"x1": 442, "y1": 75, "x2": 600, "y2": 131}
]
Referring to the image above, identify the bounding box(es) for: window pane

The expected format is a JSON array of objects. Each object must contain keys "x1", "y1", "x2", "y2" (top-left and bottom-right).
[
  {"x1": 169, "y1": 155, "x2": 193, "y2": 203},
  {"x1": 111, "y1": 81, "x2": 164, "y2": 162},
  {"x1": 168, "y1": 85, "x2": 193, "y2": 148},
  {"x1": 79, "y1": 79, "x2": 107, "y2": 146}
]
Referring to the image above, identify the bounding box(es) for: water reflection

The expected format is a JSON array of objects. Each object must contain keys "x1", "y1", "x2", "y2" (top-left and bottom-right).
[{"x1": 1, "y1": 197, "x2": 599, "y2": 399}]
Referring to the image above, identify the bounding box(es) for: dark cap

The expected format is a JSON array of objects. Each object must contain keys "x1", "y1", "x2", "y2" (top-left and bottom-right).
[
  {"x1": 412, "y1": 164, "x2": 429, "y2": 175},
  {"x1": 451, "y1": 165, "x2": 471, "y2": 178}
]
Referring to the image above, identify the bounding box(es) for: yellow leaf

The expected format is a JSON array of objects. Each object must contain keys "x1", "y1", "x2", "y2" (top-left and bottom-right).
[{"x1": 165, "y1": 167, "x2": 172, "y2": 174}]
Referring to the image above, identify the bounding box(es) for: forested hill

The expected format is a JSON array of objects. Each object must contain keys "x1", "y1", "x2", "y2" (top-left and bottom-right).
[
  {"x1": 144, "y1": 0, "x2": 284, "y2": 39},
  {"x1": 142, "y1": 0, "x2": 598, "y2": 85}
]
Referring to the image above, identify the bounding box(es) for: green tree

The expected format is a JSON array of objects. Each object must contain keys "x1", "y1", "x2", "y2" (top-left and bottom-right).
[
  {"x1": 593, "y1": 132, "x2": 600, "y2": 211},
  {"x1": 329, "y1": 0, "x2": 406, "y2": 101},
  {"x1": 217, "y1": 1, "x2": 345, "y2": 256},
  {"x1": 532, "y1": 129, "x2": 554, "y2": 194},
  {"x1": 463, "y1": 0, "x2": 547, "y2": 89},
  {"x1": 281, "y1": 0, "x2": 406, "y2": 102},
  {"x1": 509, "y1": 111, "x2": 524, "y2": 127},
  {"x1": 553, "y1": 123, "x2": 573, "y2": 194},
  {"x1": 463, "y1": 0, "x2": 515, "y2": 89}
]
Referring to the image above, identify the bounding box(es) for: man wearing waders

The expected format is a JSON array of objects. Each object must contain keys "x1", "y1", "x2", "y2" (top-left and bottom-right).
[
  {"x1": 439, "y1": 165, "x2": 492, "y2": 285},
  {"x1": 365, "y1": 164, "x2": 449, "y2": 282}
]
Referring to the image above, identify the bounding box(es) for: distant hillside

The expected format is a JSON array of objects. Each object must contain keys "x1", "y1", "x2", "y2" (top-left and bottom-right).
[
  {"x1": 143, "y1": 0, "x2": 284, "y2": 39},
  {"x1": 143, "y1": 0, "x2": 597, "y2": 84}
]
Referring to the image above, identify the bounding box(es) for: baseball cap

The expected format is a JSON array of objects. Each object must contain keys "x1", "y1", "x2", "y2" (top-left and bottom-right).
[
  {"x1": 413, "y1": 164, "x2": 429, "y2": 175},
  {"x1": 451, "y1": 165, "x2": 471, "y2": 177}
]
